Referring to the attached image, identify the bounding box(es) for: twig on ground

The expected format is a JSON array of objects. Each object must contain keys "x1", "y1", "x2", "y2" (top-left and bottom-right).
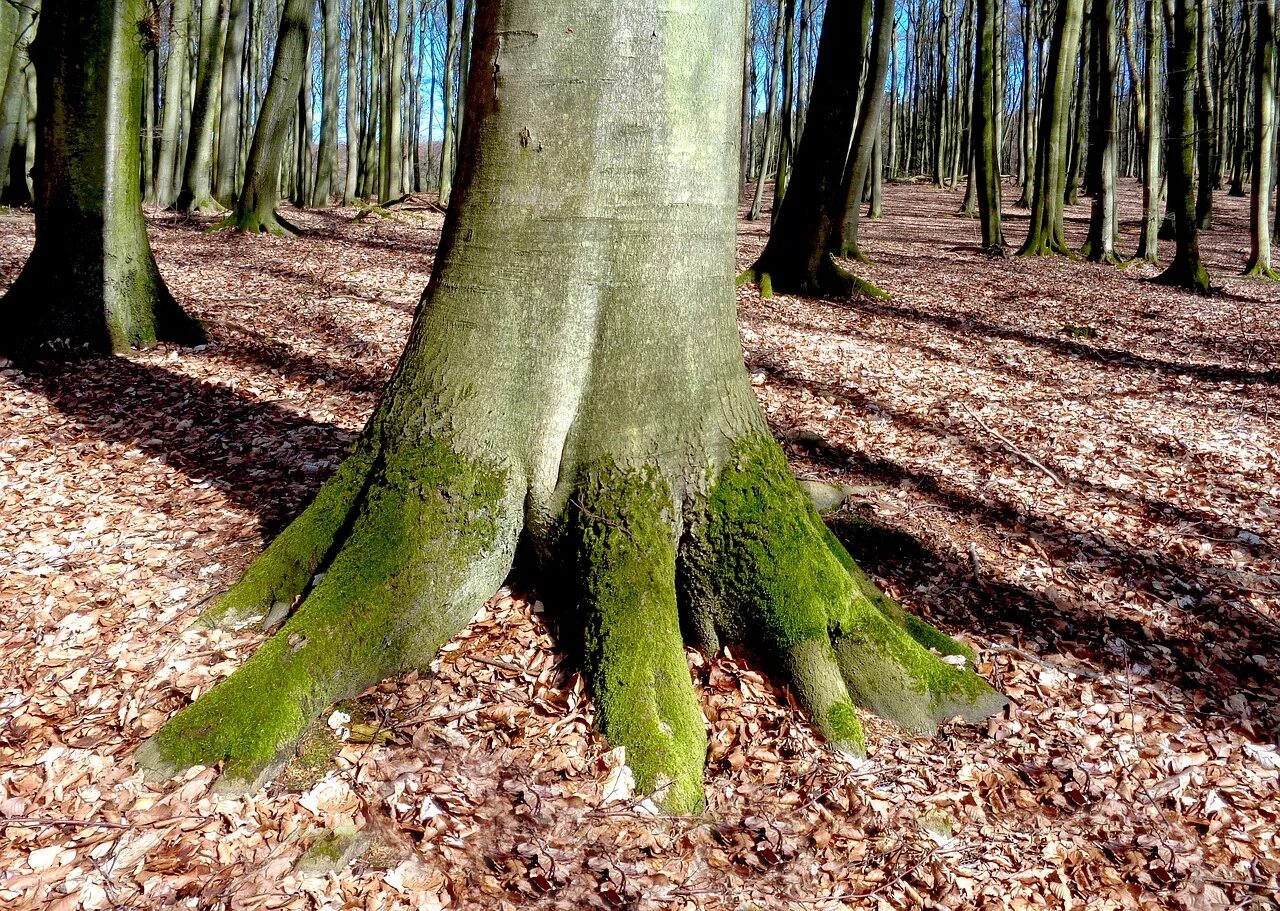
[{"x1": 961, "y1": 403, "x2": 1065, "y2": 485}]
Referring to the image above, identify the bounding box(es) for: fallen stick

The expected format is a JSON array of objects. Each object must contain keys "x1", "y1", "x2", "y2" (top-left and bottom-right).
[{"x1": 961, "y1": 403, "x2": 1065, "y2": 486}]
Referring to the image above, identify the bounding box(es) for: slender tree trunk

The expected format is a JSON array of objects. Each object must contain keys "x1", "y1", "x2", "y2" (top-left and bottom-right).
[
  {"x1": 835, "y1": 0, "x2": 895, "y2": 260},
  {"x1": 1153, "y1": 0, "x2": 1211, "y2": 292},
  {"x1": 1015, "y1": 0, "x2": 1036, "y2": 206},
  {"x1": 214, "y1": 0, "x2": 249, "y2": 203},
  {"x1": 1245, "y1": 0, "x2": 1277, "y2": 276},
  {"x1": 0, "y1": 0, "x2": 37, "y2": 207},
  {"x1": 868, "y1": 130, "x2": 884, "y2": 217},
  {"x1": 1121, "y1": 0, "x2": 1146, "y2": 159},
  {"x1": 1136, "y1": 0, "x2": 1163, "y2": 261},
  {"x1": 311, "y1": 0, "x2": 341, "y2": 205},
  {"x1": 749, "y1": 0, "x2": 786, "y2": 222},
  {"x1": 1194, "y1": 0, "x2": 1216, "y2": 229},
  {"x1": 1019, "y1": 0, "x2": 1085, "y2": 255},
  {"x1": 225, "y1": 0, "x2": 313, "y2": 233},
  {"x1": 177, "y1": 0, "x2": 229, "y2": 212},
  {"x1": 1065, "y1": 2, "x2": 1090, "y2": 205},
  {"x1": 973, "y1": 0, "x2": 1005, "y2": 251},
  {"x1": 155, "y1": 0, "x2": 194, "y2": 207},
  {"x1": 1, "y1": 0, "x2": 203, "y2": 356},
  {"x1": 1229, "y1": 3, "x2": 1252, "y2": 198},
  {"x1": 437, "y1": 0, "x2": 461, "y2": 205},
  {"x1": 139, "y1": 0, "x2": 1003, "y2": 814},
  {"x1": 1083, "y1": 0, "x2": 1120, "y2": 262},
  {"x1": 344, "y1": 0, "x2": 362, "y2": 201},
  {"x1": 772, "y1": 0, "x2": 797, "y2": 218}
]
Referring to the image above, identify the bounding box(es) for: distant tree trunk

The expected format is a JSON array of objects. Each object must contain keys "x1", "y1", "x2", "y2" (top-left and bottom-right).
[
  {"x1": 311, "y1": 0, "x2": 341, "y2": 206},
  {"x1": 154, "y1": 0, "x2": 194, "y2": 207},
  {"x1": 868, "y1": 130, "x2": 884, "y2": 218},
  {"x1": 225, "y1": 0, "x2": 312, "y2": 233},
  {"x1": 934, "y1": 0, "x2": 954, "y2": 186},
  {"x1": 0, "y1": 0, "x2": 36, "y2": 207},
  {"x1": 1244, "y1": 0, "x2": 1277, "y2": 277},
  {"x1": 744, "y1": 0, "x2": 884, "y2": 298},
  {"x1": 1120, "y1": 0, "x2": 1146, "y2": 161},
  {"x1": 1136, "y1": 0, "x2": 1163, "y2": 262},
  {"x1": 1064, "y1": 2, "x2": 1090, "y2": 205},
  {"x1": 0, "y1": 0, "x2": 203, "y2": 357},
  {"x1": 973, "y1": 0, "x2": 1005, "y2": 252},
  {"x1": 344, "y1": 0, "x2": 362, "y2": 202},
  {"x1": 1015, "y1": 0, "x2": 1035, "y2": 206},
  {"x1": 1228, "y1": 0, "x2": 1251, "y2": 197},
  {"x1": 379, "y1": 0, "x2": 407, "y2": 201},
  {"x1": 437, "y1": 0, "x2": 461, "y2": 205},
  {"x1": 1153, "y1": 0, "x2": 1211, "y2": 293},
  {"x1": 214, "y1": 0, "x2": 249, "y2": 204},
  {"x1": 772, "y1": 0, "x2": 798, "y2": 218},
  {"x1": 1194, "y1": 0, "x2": 1216, "y2": 229},
  {"x1": 1083, "y1": 0, "x2": 1120, "y2": 262},
  {"x1": 835, "y1": 0, "x2": 895, "y2": 261},
  {"x1": 1019, "y1": 0, "x2": 1085, "y2": 255},
  {"x1": 749, "y1": 0, "x2": 786, "y2": 222},
  {"x1": 177, "y1": 0, "x2": 229, "y2": 213}
]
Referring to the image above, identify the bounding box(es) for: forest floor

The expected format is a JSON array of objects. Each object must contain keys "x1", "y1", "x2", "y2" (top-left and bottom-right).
[{"x1": 1, "y1": 181, "x2": 1277, "y2": 911}]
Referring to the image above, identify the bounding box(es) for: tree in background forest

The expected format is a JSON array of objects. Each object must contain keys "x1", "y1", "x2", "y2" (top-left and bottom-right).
[
  {"x1": 0, "y1": 0, "x2": 203, "y2": 357},
  {"x1": 137, "y1": 0, "x2": 1005, "y2": 812}
]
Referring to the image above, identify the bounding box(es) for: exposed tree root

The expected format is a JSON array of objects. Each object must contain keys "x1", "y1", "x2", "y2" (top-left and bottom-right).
[
  {"x1": 740, "y1": 255, "x2": 888, "y2": 301},
  {"x1": 1241, "y1": 260, "x2": 1280, "y2": 281},
  {"x1": 139, "y1": 432, "x2": 1003, "y2": 812},
  {"x1": 219, "y1": 208, "x2": 300, "y2": 236},
  {"x1": 1151, "y1": 257, "x2": 1213, "y2": 295}
]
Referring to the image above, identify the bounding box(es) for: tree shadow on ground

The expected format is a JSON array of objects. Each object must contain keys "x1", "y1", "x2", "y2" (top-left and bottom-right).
[
  {"x1": 8, "y1": 356, "x2": 353, "y2": 535},
  {"x1": 840, "y1": 296, "x2": 1280, "y2": 386},
  {"x1": 792, "y1": 429, "x2": 1279, "y2": 740}
]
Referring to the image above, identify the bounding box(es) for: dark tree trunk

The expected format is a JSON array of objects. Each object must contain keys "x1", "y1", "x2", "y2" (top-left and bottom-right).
[
  {"x1": 1153, "y1": 0, "x2": 1212, "y2": 293},
  {"x1": 973, "y1": 0, "x2": 1005, "y2": 252},
  {"x1": 1083, "y1": 0, "x2": 1120, "y2": 263},
  {"x1": 744, "y1": 0, "x2": 883, "y2": 297},
  {"x1": 0, "y1": 0, "x2": 204, "y2": 357}
]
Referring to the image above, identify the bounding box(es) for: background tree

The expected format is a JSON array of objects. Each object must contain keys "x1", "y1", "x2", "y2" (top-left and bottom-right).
[
  {"x1": 1019, "y1": 0, "x2": 1085, "y2": 256},
  {"x1": 176, "y1": 0, "x2": 229, "y2": 213},
  {"x1": 1244, "y1": 0, "x2": 1277, "y2": 278},
  {"x1": 1154, "y1": 0, "x2": 1212, "y2": 293},
  {"x1": 1082, "y1": 0, "x2": 1121, "y2": 263},
  {"x1": 972, "y1": 0, "x2": 1005, "y2": 253},
  {"x1": 0, "y1": 0, "x2": 203, "y2": 356},
  {"x1": 137, "y1": 0, "x2": 1004, "y2": 812}
]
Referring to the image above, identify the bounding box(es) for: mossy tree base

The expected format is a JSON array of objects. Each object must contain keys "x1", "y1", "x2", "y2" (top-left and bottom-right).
[
  {"x1": 1151, "y1": 257, "x2": 1212, "y2": 295},
  {"x1": 219, "y1": 207, "x2": 300, "y2": 236},
  {"x1": 1241, "y1": 260, "x2": 1280, "y2": 281},
  {"x1": 139, "y1": 434, "x2": 1004, "y2": 814},
  {"x1": 738, "y1": 255, "x2": 888, "y2": 301}
]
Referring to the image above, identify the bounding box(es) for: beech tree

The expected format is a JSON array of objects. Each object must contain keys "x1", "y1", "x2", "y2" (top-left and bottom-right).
[
  {"x1": 1244, "y1": 0, "x2": 1277, "y2": 279},
  {"x1": 1082, "y1": 0, "x2": 1120, "y2": 264},
  {"x1": 972, "y1": 0, "x2": 1005, "y2": 253},
  {"x1": 1154, "y1": 0, "x2": 1212, "y2": 294},
  {"x1": 0, "y1": 0, "x2": 203, "y2": 357},
  {"x1": 137, "y1": 0, "x2": 1005, "y2": 812}
]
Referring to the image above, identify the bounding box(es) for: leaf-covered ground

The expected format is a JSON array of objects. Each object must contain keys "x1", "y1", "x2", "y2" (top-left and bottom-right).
[{"x1": 1, "y1": 183, "x2": 1277, "y2": 911}]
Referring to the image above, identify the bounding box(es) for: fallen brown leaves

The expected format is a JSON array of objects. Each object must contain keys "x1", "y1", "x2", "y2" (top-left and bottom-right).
[{"x1": 1, "y1": 184, "x2": 1277, "y2": 910}]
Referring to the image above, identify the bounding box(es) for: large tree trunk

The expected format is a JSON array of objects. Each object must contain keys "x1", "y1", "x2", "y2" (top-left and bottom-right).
[
  {"x1": 154, "y1": 0, "x2": 194, "y2": 208},
  {"x1": 1083, "y1": 0, "x2": 1120, "y2": 263},
  {"x1": 1018, "y1": 0, "x2": 1085, "y2": 255},
  {"x1": 1244, "y1": 0, "x2": 1277, "y2": 277},
  {"x1": 1154, "y1": 0, "x2": 1211, "y2": 292},
  {"x1": 224, "y1": 0, "x2": 312, "y2": 233},
  {"x1": 972, "y1": 0, "x2": 1005, "y2": 252},
  {"x1": 743, "y1": 0, "x2": 883, "y2": 297},
  {"x1": 834, "y1": 0, "x2": 896, "y2": 262},
  {"x1": 138, "y1": 0, "x2": 1003, "y2": 813},
  {"x1": 176, "y1": 0, "x2": 229, "y2": 213},
  {"x1": 0, "y1": 0, "x2": 204, "y2": 357}
]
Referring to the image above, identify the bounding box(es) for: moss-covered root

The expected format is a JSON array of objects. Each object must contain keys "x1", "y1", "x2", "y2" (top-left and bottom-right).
[
  {"x1": 218, "y1": 207, "x2": 299, "y2": 236},
  {"x1": 696, "y1": 435, "x2": 1005, "y2": 751},
  {"x1": 1151, "y1": 258, "x2": 1212, "y2": 295},
  {"x1": 137, "y1": 438, "x2": 518, "y2": 790},
  {"x1": 560, "y1": 465, "x2": 707, "y2": 815},
  {"x1": 200, "y1": 446, "x2": 376, "y2": 629},
  {"x1": 1241, "y1": 260, "x2": 1280, "y2": 281}
]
